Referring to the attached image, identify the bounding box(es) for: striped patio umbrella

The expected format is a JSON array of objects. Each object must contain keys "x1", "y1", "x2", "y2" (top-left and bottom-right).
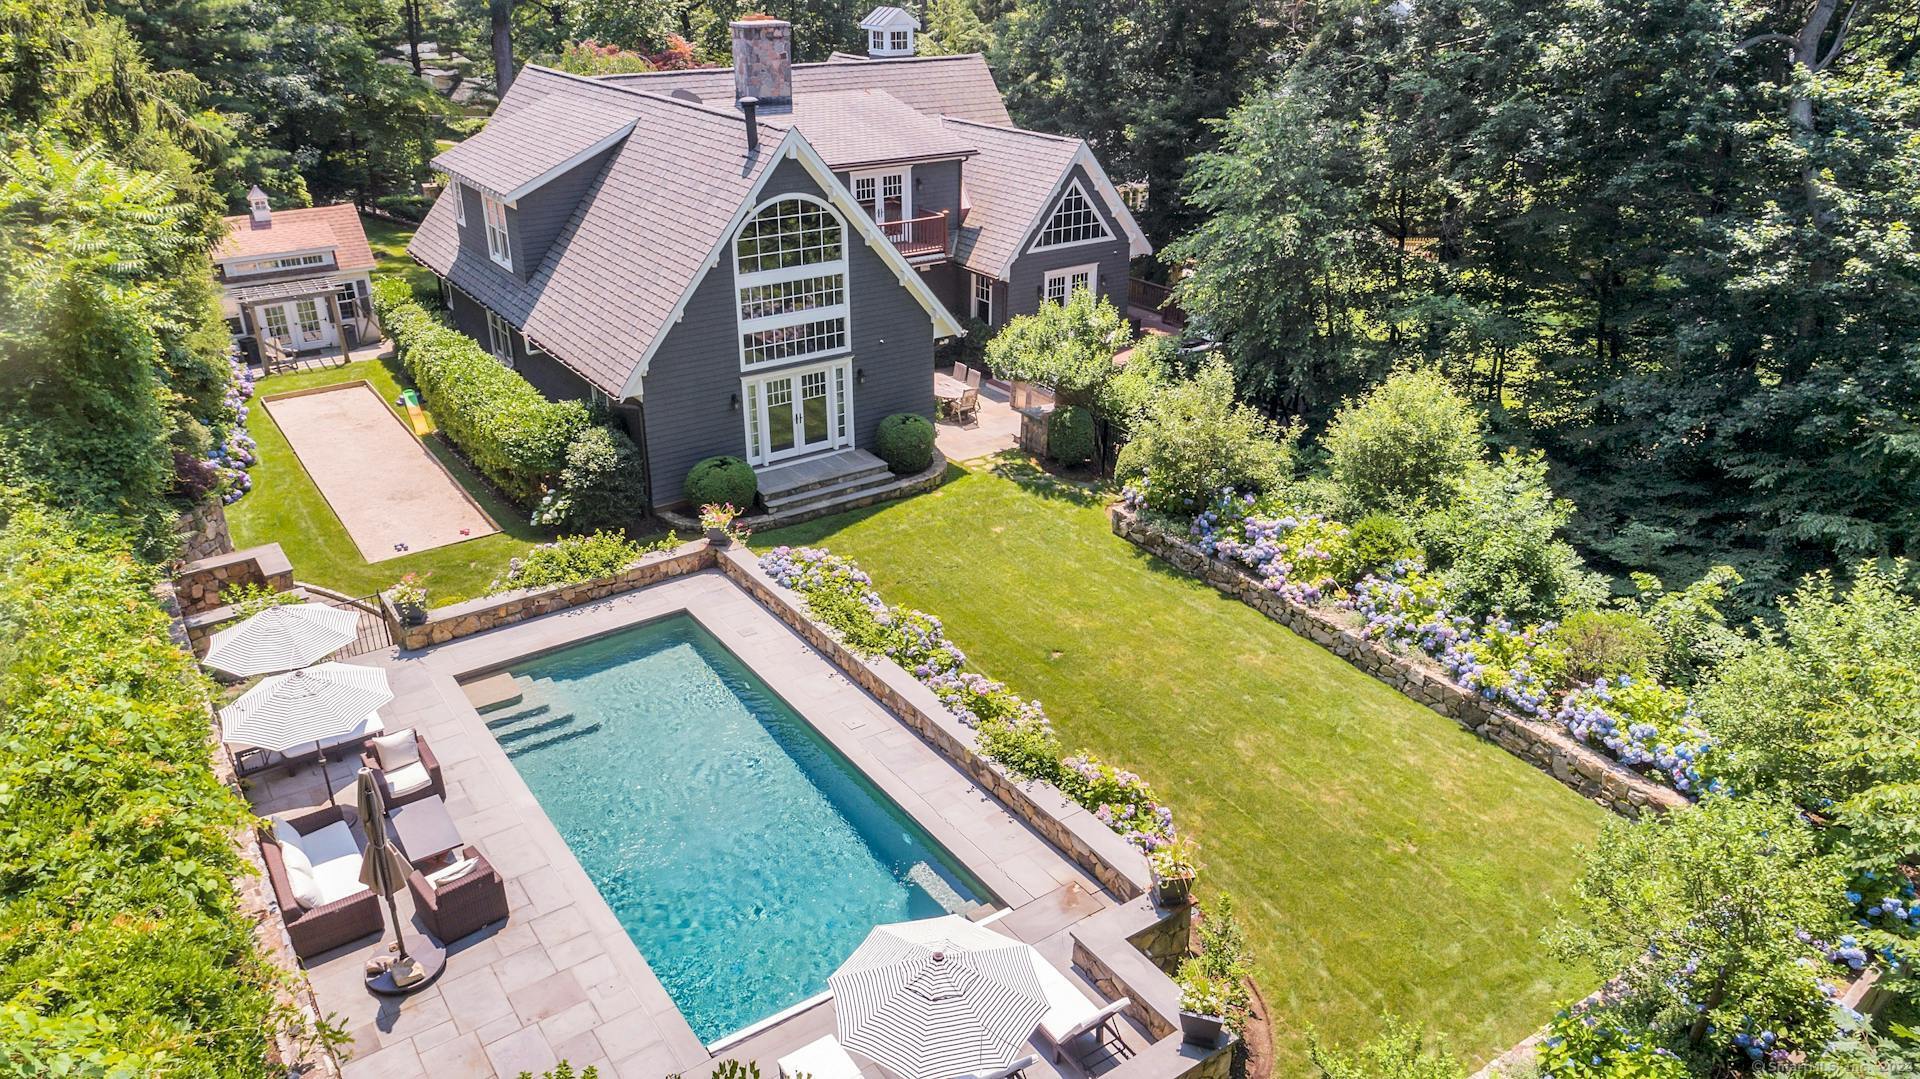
[
  {"x1": 829, "y1": 915, "x2": 1049, "y2": 1079},
  {"x1": 203, "y1": 602, "x2": 361, "y2": 677},
  {"x1": 218, "y1": 662, "x2": 394, "y2": 752}
]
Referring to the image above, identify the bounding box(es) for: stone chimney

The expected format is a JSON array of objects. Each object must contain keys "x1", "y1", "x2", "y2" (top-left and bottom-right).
[
  {"x1": 246, "y1": 184, "x2": 272, "y2": 228},
  {"x1": 730, "y1": 16, "x2": 792, "y2": 106}
]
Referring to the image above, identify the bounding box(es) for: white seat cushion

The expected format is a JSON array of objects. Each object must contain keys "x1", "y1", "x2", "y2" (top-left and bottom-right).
[
  {"x1": 285, "y1": 860, "x2": 325, "y2": 909},
  {"x1": 307, "y1": 852, "x2": 371, "y2": 906},
  {"x1": 425, "y1": 856, "x2": 478, "y2": 889},
  {"x1": 292, "y1": 820, "x2": 360, "y2": 866},
  {"x1": 270, "y1": 819, "x2": 315, "y2": 879},
  {"x1": 1032, "y1": 957, "x2": 1098, "y2": 1043},
  {"x1": 778, "y1": 1035, "x2": 863, "y2": 1079},
  {"x1": 384, "y1": 760, "x2": 432, "y2": 796},
  {"x1": 371, "y1": 728, "x2": 420, "y2": 771}
]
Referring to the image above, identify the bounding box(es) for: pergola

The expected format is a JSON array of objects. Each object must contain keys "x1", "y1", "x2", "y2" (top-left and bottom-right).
[{"x1": 230, "y1": 275, "x2": 357, "y2": 372}]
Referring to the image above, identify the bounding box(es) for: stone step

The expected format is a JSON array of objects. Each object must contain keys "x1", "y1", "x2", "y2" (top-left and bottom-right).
[
  {"x1": 762, "y1": 467, "x2": 898, "y2": 514},
  {"x1": 755, "y1": 448, "x2": 890, "y2": 500},
  {"x1": 463, "y1": 672, "x2": 522, "y2": 713},
  {"x1": 761, "y1": 475, "x2": 903, "y2": 520}
]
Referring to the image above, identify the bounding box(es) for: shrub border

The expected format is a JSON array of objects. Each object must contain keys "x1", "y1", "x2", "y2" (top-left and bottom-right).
[{"x1": 1111, "y1": 504, "x2": 1685, "y2": 819}]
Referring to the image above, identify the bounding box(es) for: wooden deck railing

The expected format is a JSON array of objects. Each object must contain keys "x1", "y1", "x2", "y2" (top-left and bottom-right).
[
  {"x1": 1127, "y1": 276, "x2": 1188, "y2": 329},
  {"x1": 879, "y1": 210, "x2": 951, "y2": 259}
]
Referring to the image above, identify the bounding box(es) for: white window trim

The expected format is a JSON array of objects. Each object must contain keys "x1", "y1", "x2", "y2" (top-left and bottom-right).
[
  {"x1": 739, "y1": 356, "x2": 855, "y2": 466},
  {"x1": 453, "y1": 182, "x2": 466, "y2": 226},
  {"x1": 1043, "y1": 263, "x2": 1099, "y2": 304},
  {"x1": 481, "y1": 193, "x2": 512, "y2": 270},
  {"x1": 850, "y1": 166, "x2": 913, "y2": 225},
  {"x1": 971, "y1": 271, "x2": 994, "y2": 324},
  {"x1": 732, "y1": 194, "x2": 853, "y2": 372},
  {"x1": 485, "y1": 308, "x2": 515, "y2": 368},
  {"x1": 1029, "y1": 178, "x2": 1114, "y2": 253}
]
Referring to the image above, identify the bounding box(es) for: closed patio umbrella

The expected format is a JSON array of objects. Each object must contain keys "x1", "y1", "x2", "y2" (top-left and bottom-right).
[
  {"x1": 203, "y1": 602, "x2": 360, "y2": 677},
  {"x1": 219, "y1": 662, "x2": 393, "y2": 805},
  {"x1": 829, "y1": 914, "x2": 1050, "y2": 1079},
  {"x1": 355, "y1": 767, "x2": 444, "y2": 995}
]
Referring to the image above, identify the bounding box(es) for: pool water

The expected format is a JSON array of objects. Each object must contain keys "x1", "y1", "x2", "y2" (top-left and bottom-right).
[{"x1": 489, "y1": 615, "x2": 990, "y2": 1043}]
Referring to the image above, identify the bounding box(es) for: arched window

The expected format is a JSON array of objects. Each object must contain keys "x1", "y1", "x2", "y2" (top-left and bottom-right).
[{"x1": 734, "y1": 197, "x2": 850, "y2": 368}]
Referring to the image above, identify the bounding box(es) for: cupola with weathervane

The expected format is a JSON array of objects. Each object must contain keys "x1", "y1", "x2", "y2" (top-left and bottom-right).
[{"x1": 860, "y1": 6, "x2": 920, "y2": 57}]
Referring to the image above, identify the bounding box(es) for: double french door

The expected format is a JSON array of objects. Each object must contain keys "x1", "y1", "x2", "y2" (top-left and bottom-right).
[
  {"x1": 257, "y1": 298, "x2": 335, "y2": 350},
  {"x1": 744, "y1": 361, "x2": 851, "y2": 465}
]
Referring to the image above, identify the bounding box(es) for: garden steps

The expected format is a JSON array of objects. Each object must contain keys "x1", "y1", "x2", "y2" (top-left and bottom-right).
[{"x1": 758, "y1": 449, "x2": 896, "y2": 516}]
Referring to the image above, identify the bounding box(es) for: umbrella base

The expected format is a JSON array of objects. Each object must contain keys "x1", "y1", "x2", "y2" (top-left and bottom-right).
[{"x1": 363, "y1": 933, "x2": 446, "y2": 997}]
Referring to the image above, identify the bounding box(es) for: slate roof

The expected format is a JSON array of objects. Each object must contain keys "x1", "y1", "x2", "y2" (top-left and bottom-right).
[
  {"x1": 409, "y1": 66, "x2": 788, "y2": 396},
  {"x1": 432, "y1": 93, "x2": 635, "y2": 199},
  {"x1": 940, "y1": 119, "x2": 1084, "y2": 276},
  {"x1": 758, "y1": 90, "x2": 977, "y2": 170},
  {"x1": 600, "y1": 53, "x2": 1012, "y2": 126},
  {"x1": 215, "y1": 203, "x2": 376, "y2": 271}
]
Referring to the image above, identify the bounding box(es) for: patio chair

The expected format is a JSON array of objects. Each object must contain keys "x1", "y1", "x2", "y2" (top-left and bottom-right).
[
  {"x1": 955, "y1": 1054, "x2": 1038, "y2": 1079},
  {"x1": 952, "y1": 387, "x2": 980, "y2": 425},
  {"x1": 359, "y1": 728, "x2": 445, "y2": 808},
  {"x1": 1032, "y1": 957, "x2": 1133, "y2": 1065},
  {"x1": 259, "y1": 805, "x2": 384, "y2": 960},
  {"x1": 953, "y1": 361, "x2": 975, "y2": 384},
  {"x1": 965, "y1": 366, "x2": 983, "y2": 391},
  {"x1": 777, "y1": 1035, "x2": 863, "y2": 1079},
  {"x1": 406, "y1": 845, "x2": 509, "y2": 944}
]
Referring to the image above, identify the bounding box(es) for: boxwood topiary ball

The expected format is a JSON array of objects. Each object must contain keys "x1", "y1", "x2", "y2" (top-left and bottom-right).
[
  {"x1": 684, "y1": 455, "x2": 757, "y2": 509},
  {"x1": 875, "y1": 413, "x2": 936, "y2": 474}
]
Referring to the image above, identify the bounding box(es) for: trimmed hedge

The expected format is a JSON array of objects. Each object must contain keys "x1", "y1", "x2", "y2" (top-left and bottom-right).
[
  {"x1": 1047, "y1": 405, "x2": 1095, "y2": 466},
  {"x1": 875, "y1": 413, "x2": 936, "y2": 474},
  {"x1": 372, "y1": 278, "x2": 587, "y2": 503},
  {"x1": 0, "y1": 506, "x2": 281, "y2": 1074},
  {"x1": 684, "y1": 455, "x2": 757, "y2": 509}
]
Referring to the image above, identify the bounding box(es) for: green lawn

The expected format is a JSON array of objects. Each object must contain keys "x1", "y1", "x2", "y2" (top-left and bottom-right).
[
  {"x1": 359, "y1": 212, "x2": 436, "y2": 299},
  {"x1": 226, "y1": 358, "x2": 547, "y2": 603},
  {"x1": 761, "y1": 460, "x2": 1607, "y2": 1073}
]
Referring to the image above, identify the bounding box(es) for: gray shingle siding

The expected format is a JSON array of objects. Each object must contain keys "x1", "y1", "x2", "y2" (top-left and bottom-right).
[
  {"x1": 445, "y1": 288, "x2": 593, "y2": 403},
  {"x1": 638, "y1": 157, "x2": 936, "y2": 509},
  {"x1": 915, "y1": 160, "x2": 963, "y2": 224},
  {"x1": 1005, "y1": 164, "x2": 1131, "y2": 320},
  {"x1": 511, "y1": 150, "x2": 613, "y2": 276}
]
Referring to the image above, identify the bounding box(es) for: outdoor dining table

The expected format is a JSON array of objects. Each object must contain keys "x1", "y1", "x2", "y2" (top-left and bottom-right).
[{"x1": 933, "y1": 371, "x2": 968, "y2": 404}]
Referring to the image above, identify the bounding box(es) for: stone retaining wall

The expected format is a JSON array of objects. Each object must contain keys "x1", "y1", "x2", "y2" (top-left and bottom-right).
[
  {"x1": 173, "y1": 498, "x2": 234, "y2": 565},
  {"x1": 174, "y1": 542, "x2": 294, "y2": 616},
  {"x1": 386, "y1": 540, "x2": 717, "y2": 650},
  {"x1": 1110, "y1": 506, "x2": 1686, "y2": 819}
]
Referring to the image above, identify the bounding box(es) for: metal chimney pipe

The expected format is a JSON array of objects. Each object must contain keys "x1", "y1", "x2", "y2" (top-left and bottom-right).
[{"x1": 739, "y1": 96, "x2": 759, "y2": 153}]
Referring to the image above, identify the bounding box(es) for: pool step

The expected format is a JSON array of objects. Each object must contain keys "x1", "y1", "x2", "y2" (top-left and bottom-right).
[
  {"x1": 464, "y1": 672, "x2": 523, "y2": 713},
  {"x1": 907, "y1": 861, "x2": 975, "y2": 916},
  {"x1": 484, "y1": 702, "x2": 552, "y2": 730},
  {"x1": 504, "y1": 723, "x2": 603, "y2": 759},
  {"x1": 493, "y1": 713, "x2": 580, "y2": 745}
]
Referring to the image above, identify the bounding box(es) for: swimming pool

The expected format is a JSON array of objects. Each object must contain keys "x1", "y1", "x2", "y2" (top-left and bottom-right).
[{"x1": 486, "y1": 614, "x2": 991, "y2": 1043}]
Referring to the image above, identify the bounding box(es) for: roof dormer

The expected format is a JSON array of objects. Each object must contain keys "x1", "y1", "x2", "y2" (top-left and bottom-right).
[{"x1": 860, "y1": 6, "x2": 919, "y2": 57}]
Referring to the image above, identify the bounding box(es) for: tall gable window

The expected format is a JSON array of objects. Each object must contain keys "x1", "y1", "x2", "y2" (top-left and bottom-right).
[
  {"x1": 1032, "y1": 179, "x2": 1113, "y2": 250},
  {"x1": 734, "y1": 197, "x2": 849, "y2": 368},
  {"x1": 482, "y1": 193, "x2": 512, "y2": 270}
]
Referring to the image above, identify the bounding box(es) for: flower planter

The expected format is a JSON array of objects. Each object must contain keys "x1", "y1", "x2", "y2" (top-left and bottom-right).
[
  {"x1": 1179, "y1": 1009, "x2": 1226, "y2": 1048},
  {"x1": 1153, "y1": 872, "x2": 1194, "y2": 907},
  {"x1": 705, "y1": 527, "x2": 733, "y2": 548},
  {"x1": 397, "y1": 604, "x2": 428, "y2": 626}
]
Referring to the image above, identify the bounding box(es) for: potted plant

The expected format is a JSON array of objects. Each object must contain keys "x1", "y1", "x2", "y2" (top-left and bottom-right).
[
  {"x1": 1149, "y1": 835, "x2": 1199, "y2": 906},
  {"x1": 1174, "y1": 964, "x2": 1231, "y2": 1048},
  {"x1": 389, "y1": 572, "x2": 431, "y2": 626},
  {"x1": 700, "y1": 502, "x2": 740, "y2": 548}
]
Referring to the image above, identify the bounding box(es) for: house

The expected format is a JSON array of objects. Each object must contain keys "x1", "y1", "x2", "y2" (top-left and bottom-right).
[
  {"x1": 215, "y1": 188, "x2": 380, "y2": 362},
  {"x1": 409, "y1": 11, "x2": 1149, "y2": 514}
]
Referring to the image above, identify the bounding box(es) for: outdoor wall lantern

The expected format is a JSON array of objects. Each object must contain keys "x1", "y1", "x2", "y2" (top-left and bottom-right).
[{"x1": 729, "y1": 392, "x2": 739, "y2": 412}]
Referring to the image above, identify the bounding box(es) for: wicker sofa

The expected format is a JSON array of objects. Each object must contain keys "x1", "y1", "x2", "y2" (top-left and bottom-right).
[
  {"x1": 406, "y1": 846, "x2": 509, "y2": 943},
  {"x1": 259, "y1": 804, "x2": 384, "y2": 960}
]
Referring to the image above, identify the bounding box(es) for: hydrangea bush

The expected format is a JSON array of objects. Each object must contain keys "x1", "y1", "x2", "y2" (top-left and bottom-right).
[
  {"x1": 759, "y1": 545, "x2": 1177, "y2": 853},
  {"x1": 1131, "y1": 481, "x2": 1727, "y2": 794},
  {"x1": 211, "y1": 351, "x2": 257, "y2": 504}
]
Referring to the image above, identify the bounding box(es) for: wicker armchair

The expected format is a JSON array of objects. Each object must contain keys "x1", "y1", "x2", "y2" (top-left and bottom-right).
[
  {"x1": 259, "y1": 805, "x2": 384, "y2": 960},
  {"x1": 359, "y1": 731, "x2": 445, "y2": 809},
  {"x1": 406, "y1": 846, "x2": 509, "y2": 944}
]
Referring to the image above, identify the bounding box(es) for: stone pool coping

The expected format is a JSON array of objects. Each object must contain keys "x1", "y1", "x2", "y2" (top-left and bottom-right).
[{"x1": 283, "y1": 565, "x2": 1220, "y2": 1076}]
